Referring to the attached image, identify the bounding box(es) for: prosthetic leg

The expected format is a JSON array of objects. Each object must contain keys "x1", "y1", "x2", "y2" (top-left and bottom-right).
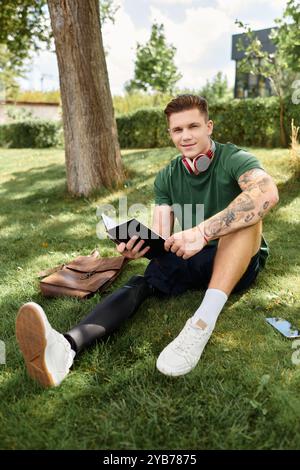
[{"x1": 64, "y1": 275, "x2": 154, "y2": 353}]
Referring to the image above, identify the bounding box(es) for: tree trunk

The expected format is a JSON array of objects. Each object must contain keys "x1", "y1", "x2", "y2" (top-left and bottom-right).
[
  {"x1": 279, "y1": 95, "x2": 287, "y2": 147},
  {"x1": 47, "y1": 0, "x2": 124, "y2": 196}
]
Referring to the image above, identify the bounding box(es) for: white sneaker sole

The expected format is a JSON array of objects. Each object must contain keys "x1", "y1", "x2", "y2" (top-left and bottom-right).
[
  {"x1": 156, "y1": 357, "x2": 196, "y2": 377},
  {"x1": 16, "y1": 302, "x2": 56, "y2": 388}
]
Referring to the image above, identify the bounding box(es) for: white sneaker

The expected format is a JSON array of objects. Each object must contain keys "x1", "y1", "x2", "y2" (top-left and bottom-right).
[
  {"x1": 16, "y1": 302, "x2": 75, "y2": 388},
  {"x1": 156, "y1": 318, "x2": 213, "y2": 377}
]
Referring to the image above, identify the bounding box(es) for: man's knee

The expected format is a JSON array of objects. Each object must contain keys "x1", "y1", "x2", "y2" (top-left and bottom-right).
[{"x1": 217, "y1": 221, "x2": 262, "y2": 256}]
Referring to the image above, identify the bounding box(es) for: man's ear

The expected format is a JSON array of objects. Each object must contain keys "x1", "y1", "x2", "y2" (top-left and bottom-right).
[{"x1": 207, "y1": 120, "x2": 214, "y2": 135}]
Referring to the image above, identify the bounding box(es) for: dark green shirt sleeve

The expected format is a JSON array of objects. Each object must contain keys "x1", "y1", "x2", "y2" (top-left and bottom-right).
[
  {"x1": 154, "y1": 169, "x2": 172, "y2": 205},
  {"x1": 223, "y1": 148, "x2": 265, "y2": 181}
]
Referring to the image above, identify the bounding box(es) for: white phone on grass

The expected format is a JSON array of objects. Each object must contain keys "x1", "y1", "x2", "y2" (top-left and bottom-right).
[{"x1": 266, "y1": 317, "x2": 300, "y2": 338}]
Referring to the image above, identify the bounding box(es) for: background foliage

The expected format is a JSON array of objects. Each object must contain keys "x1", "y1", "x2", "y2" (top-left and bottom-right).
[
  {"x1": 1, "y1": 97, "x2": 300, "y2": 149},
  {"x1": 125, "y1": 23, "x2": 182, "y2": 94},
  {"x1": 116, "y1": 97, "x2": 300, "y2": 149},
  {"x1": 0, "y1": 120, "x2": 61, "y2": 148}
]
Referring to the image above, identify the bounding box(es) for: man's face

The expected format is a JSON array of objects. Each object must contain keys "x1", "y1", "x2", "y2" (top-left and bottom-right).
[{"x1": 168, "y1": 108, "x2": 213, "y2": 159}]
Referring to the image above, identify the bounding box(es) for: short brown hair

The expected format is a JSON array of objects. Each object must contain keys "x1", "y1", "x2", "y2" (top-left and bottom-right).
[{"x1": 164, "y1": 94, "x2": 209, "y2": 122}]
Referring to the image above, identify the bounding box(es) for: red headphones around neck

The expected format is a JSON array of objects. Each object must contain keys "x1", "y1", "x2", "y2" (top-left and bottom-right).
[{"x1": 182, "y1": 139, "x2": 216, "y2": 175}]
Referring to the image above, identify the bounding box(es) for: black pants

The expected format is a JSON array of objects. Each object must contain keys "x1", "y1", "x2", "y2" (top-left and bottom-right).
[
  {"x1": 144, "y1": 244, "x2": 263, "y2": 296},
  {"x1": 65, "y1": 246, "x2": 263, "y2": 353}
]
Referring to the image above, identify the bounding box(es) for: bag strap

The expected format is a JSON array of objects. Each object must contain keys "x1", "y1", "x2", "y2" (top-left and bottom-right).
[{"x1": 38, "y1": 264, "x2": 65, "y2": 279}]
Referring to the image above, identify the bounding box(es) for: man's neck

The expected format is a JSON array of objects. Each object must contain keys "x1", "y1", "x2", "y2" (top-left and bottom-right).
[
  {"x1": 202, "y1": 138, "x2": 212, "y2": 155},
  {"x1": 189, "y1": 139, "x2": 211, "y2": 160}
]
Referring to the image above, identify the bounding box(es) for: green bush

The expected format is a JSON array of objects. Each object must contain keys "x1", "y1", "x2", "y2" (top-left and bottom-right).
[
  {"x1": 1, "y1": 97, "x2": 299, "y2": 150},
  {"x1": 0, "y1": 120, "x2": 61, "y2": 148},
  {"x1": 210, "y1": 97, "x2": 281, "y2": 148},
  {"x1": 117, "y1": 108, "x2": 171, "y2": 148},
  {"x1": 116, "y1": 97, "x2": 300, "y2": 149}
]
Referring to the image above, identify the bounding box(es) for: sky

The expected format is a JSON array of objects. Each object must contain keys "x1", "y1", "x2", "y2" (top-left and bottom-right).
[{"x1": 18, "y1": 0, "x2": 288, "y2": 95}]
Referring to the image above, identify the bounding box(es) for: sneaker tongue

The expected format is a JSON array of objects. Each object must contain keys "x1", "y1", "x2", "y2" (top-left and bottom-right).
[
  {"x1": 193, "y1": 319, "x2": 208, "y2": 330},
  {"x1": 173, "y1": 320, "x2": 208, "y2": 352}
]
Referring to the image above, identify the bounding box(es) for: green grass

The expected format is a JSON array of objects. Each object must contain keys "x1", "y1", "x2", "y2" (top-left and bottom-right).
[{"x1": 0, "y1": 146, "x2": 299, "y2": 450}]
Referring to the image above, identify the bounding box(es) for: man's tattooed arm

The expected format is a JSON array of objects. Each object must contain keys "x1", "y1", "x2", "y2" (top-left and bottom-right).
[{"x1": 199, "y1": 168, "x2": 279, "y2": 241}]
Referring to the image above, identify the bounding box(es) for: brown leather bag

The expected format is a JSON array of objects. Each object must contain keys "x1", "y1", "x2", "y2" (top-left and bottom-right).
[{"x1": 39, "y1": 250, "x2": 129, "y2": 299}]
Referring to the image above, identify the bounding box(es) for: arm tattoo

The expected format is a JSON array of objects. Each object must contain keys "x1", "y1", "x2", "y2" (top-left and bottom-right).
[
  {"x1": 223, "y1": 210, "x2": 236, "y2": 226},
  {"x1": 203, "y1": 170, "x2": 277, "y2": 240},
  {"x1": 205, "y1": 193, "x2": 256, "y2": 237},
  {"x1": 238, "y1": 169, "x2": 272, "y2": 195},
  {"x1": 238, "y1": 168, "x2": 266, "y2": 186},
  {"x1": 231, "y1": 192, "x2": 256, "y2": 212},
  {"x1": 206, "y1": 218, "x2": 223, "y2": 236},
  {"x1": 258, "y1": 201, "x2": 270, "y2": 218},
  {"x1": 263, "y1": 201, "x2": 269, "y2": 210},
  {"x1": 244, "y1": 212, "x2": 256, "y2": 223}
]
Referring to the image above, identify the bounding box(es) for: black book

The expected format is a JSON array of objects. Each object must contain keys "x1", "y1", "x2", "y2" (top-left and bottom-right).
[{"x1": 101, "y1": 213, "x2": 166, "y2": 259}]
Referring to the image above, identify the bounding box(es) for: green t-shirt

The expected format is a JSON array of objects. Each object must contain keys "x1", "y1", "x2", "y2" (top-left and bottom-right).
[{"x1": 154, "y1": 141, "x2": 269, "y2": 267}]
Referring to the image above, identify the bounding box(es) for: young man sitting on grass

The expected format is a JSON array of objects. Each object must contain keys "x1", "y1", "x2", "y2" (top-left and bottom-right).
[{"x1": 16, "y1": 94, "x2": 279, "y2": 387}]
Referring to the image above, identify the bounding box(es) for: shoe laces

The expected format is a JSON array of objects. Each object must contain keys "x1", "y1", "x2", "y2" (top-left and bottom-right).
[{"x1": 173, "y1": 321, "x2": 209, "y2": 355}]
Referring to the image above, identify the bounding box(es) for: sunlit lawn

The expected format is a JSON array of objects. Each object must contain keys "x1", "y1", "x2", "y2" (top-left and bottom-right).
[{"x1": 0, "y1": 145, "x2": 299, "y2": 450}]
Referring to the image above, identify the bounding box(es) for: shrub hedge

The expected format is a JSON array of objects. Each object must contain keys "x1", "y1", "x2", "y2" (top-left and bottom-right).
[
  {"x1": 0, "y1": 120, "x2": 61, "y2": 148},
  {"x1": 116, "y1": 97, "x2": 300, "y2": 149},
  {"x1": 116, "y1": 107, "x2": 171, "y2": 148},
  {"x1": 1, "y1": 97, "x2": 299, "y2": 149},
  {"x1": 211, "y1": 97, "x2": 281, "y2": 148}
]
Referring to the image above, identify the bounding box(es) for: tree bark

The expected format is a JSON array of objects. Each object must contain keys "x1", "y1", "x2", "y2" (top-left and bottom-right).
[
  {"x1": 47, "y1": 0, "x2": 124, "y2": 196},
  {"x1": 279, "y1": 95, "x2": 287, "y2": 147}
]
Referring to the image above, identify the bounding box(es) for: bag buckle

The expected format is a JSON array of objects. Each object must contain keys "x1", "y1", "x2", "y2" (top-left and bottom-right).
[{"x1": 80, "y1": 271, "x2": 96, "y2": 280}]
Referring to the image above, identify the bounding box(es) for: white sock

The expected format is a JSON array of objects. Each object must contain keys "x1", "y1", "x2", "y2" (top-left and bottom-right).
[{"x1": 191, "y1": 288, "x2": 228, "y2": 329}]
